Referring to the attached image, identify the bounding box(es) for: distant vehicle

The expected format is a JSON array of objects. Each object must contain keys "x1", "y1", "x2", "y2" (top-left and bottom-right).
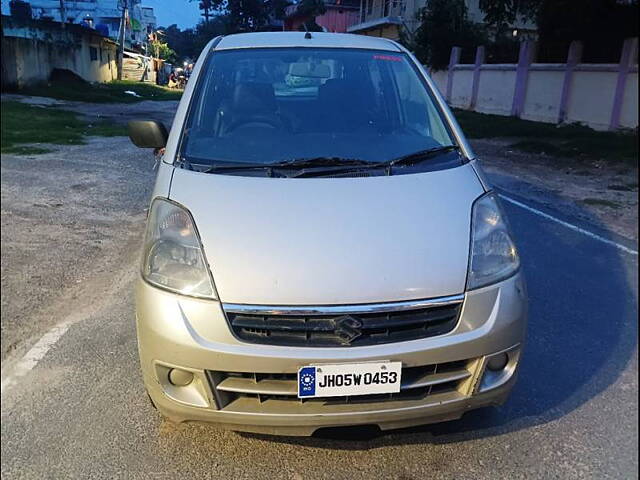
[
  {"x1": 128, "y1": 32, "x2": 528, "y2": 436},
  {"x1": 168, "y1": 68, "x2": 186, "y2": 89}
]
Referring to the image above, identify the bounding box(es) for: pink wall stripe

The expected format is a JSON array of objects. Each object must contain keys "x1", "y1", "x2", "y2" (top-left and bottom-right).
[
  {"x1": 609, "y1": 37, "x2": 638, "y2": 130},
  {"x1": 511, "y1": 40, "x2": 536, "y2": 117},
  {"x1": 557, "y1": 41, "x2": 583, "y2": 123},
  {"x1": 469, "y1": 46, "x2": 485, "y2": 110},
  {"x1": 446, "y1": 47, "x2": 461, "y2": 103}
]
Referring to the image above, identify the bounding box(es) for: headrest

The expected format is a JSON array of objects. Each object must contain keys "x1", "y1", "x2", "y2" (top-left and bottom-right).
[
  {"x1": 318, "y1": 79, "x2": 351, "y2": 102},
  {"x1": 232, "y1": 82, "x2": 277, "y2": 114}
]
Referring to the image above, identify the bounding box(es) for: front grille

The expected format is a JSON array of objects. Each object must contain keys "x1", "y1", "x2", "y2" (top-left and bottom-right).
[
  {"x1": 224, "y1": 300, "x2": 462, "y2": 348},
  {"x1": 207, "y1": 359, "x2": 476, "y2": 411}
]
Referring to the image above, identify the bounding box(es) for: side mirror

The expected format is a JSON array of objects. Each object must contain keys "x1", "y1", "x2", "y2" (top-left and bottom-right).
[{"x1": 128, "y1": 120, "x2": 168, "y2": 149}]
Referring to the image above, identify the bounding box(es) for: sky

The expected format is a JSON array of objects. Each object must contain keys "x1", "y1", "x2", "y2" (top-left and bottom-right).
[{"x1": 143, "y1": 0, "x2": 202, "y2": 29}]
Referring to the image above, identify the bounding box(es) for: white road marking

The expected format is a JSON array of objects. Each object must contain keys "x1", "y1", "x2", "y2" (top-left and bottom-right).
[
  {"x1": 1, "y1": 320, "x2": 73, "y2": 395},
  {"x1": 1, "y1": 260, "x2": 136, "y2": 400},
  {"x1": 499, "y1": 194, "x2": 638, "y2": 256}
]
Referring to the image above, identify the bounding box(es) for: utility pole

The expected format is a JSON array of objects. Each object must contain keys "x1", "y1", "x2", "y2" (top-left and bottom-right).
[
  {"x1": 59, "y1": 0, "x2": 66, "y2": 28},
  {"x1": 117, "y1": 0, "x2": 127, "y2": 80},
  {"x1": 1, "y1": 1, "x2": 7, "y2": 88}
]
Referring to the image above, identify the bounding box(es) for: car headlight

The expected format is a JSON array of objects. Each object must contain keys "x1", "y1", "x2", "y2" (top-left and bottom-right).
[
  {"x1": 141, "y1": 198, "x2": 216, "y2": 299},
  {"x1": 467, "y1": 192, "x2": 520, "y2": 290}
]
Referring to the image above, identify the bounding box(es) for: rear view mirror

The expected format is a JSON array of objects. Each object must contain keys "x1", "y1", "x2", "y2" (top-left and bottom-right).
[
  {"x1": 288, "y1": 62, "x2": 331, "y2": 79},
  {"x1": 128, "y1": 120, "x2": 168, "y2": 149}
]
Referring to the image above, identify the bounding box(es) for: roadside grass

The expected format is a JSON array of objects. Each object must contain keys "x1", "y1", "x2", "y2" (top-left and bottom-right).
[
  {"x1": 453, "y1": 109, "x2": 638, "y2": 164},
  {"x1": 16, "y1": 80, "x2": 182, "y2": 103},
  {"x1": 607, "y1": 183, "x2": 638, "y2": 191},
  {"x1": 582, "y1": 198, "x2": 622, "y2": 208},
  {"x1": 1, "y1": 101, "x2": 128, "y2": 154},
  {"x1": 2, "y1": 145, "x2": 55, "y2": 155}
]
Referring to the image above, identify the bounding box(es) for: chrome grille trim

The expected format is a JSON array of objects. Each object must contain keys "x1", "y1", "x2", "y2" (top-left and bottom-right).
[
  {"x1": 206, "y1": 358, "x2": 479, "y2": 410},
  {"x1": 222, "y1": 294, "x2": 464, "y2": 316},
  {"x1": 214, "y1": 366, "x2": 471, "y2": 397}
]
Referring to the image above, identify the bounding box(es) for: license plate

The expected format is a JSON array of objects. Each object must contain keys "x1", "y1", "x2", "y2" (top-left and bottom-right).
[{"x1": 297, "y1": 361, "x2": 402, "y2": 398}]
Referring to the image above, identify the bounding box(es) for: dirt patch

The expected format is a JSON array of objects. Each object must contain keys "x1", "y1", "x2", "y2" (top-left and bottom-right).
[
  {"x1": 0, "y1": 136, "x2": 156, "y2": 361},
  {"x1": 473, "y1": 138, "x2": 638, "y2": 241}
]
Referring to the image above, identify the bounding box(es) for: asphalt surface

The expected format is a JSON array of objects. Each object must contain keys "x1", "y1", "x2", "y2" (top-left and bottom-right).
[{"x1": 1, "y1": 118, "x2": 638, "y2": 479}]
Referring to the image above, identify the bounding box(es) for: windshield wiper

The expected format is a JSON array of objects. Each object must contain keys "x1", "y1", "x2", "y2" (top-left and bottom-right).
[
  {"x1": 183, "y1": 150, "x2": 459, "y2": 178},
  {"x1": 188, "y1": 157, "x2": 373, "y2": 172},
  {"x1": 204, "y1": 157, "x2": 373, "y2": 171},
  {"x1": 195, "y1": 157, "x2": 377, "y2": 177},
  {"x1": 198, "y1": 162, "x2": 288, "y2": 178},
  {"x1": 274, "y1": 157, "x2": 376, "y2": 168},
  {"x1": 278, "y1": 157, "x2": 384, "y2": 178},
  {"x1": 386, "y1": 145, "x2": 460, "y2": 169},
  {"x1": 202, "y1": 162, "x2": 272, "y2": 173},
  {"x1": 177, "y1": 157, "x2": 267, "y2": 173}
]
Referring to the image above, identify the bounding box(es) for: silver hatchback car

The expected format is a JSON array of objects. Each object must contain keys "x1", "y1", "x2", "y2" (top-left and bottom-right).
[{"x1": 129, "y1": 32, "x2": 527, "y2": 436}]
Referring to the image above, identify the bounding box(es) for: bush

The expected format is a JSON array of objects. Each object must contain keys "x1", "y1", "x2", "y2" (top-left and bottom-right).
[{"x1": 413, "y1": 0, "x2": 487, "y2": 70}]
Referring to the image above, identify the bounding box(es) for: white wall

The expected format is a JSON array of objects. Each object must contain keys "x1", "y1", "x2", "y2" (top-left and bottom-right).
[
  {"x1": 475, "y1": 68, "x2": 516, "y2": 116},
  {"x1": 430, "y1": 69, "x2": 447, "y2": 94},
  {"x1": 450, "y1": 69, "x2": 473, "y2": 109},
  {"x1": 566, "y1": 70, "x2": 618, "y2": 130},
  {"x1": 428, "y1": 59, "x2": 638, "y2": 131},
  {"x1": 521, "y1": 68, "x2": 564, "y2": 123},
  {"x1": 620, "y1": 73, "x2": 639, "y2": 129}
]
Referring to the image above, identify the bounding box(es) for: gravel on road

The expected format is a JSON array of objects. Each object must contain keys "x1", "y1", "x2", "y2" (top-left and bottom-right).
[{"x1": 0, "y1": 137, "x2": 155, "y2": 362}]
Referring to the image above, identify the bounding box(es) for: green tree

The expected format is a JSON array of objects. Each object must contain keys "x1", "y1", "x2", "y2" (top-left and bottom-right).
[
  {"x1": 167, "y1": 0, "x2": 292, "y2": 61},
  {"x1": 478, "y1": 0, "x2": 638, "y2": 58},
  {"x1": 226, "y1": 0, "x2": 270, "y2": 31},
  {"x1": 193, "y1": 16, "x2": 232, "y2": 52},
  {"x1": 149, "y1": 39, "x2": 177, "y2": 63},
  {"x1": 295, "y1": 0, "x2": 326, "y2": 31},
  {"x1": 191, "y1": 0, "x2": 286, "y2": 32},
  {"x1": 199, "y1": 0, "x2": 214, "y2": 22},
  {"x1": 479, "y1": 0, "x2": 539, "y2": 36},
  {"x1": 271, "y1": 0, "x2": 291, "y2": 19},
  {"x1": 535, "y1": 0, "x2": 638, "y2": 61},
  {"x1": 160, "y1": 24, "x2": 199, "y2": 62},
  {"x1": 413, "y1": 0, "x2": 487, "y2": 70}
]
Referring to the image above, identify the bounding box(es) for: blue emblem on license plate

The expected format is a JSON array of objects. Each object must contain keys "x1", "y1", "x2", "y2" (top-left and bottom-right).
[{"x1": 298, "y1": 367, "x2": 316, "y2": 397}]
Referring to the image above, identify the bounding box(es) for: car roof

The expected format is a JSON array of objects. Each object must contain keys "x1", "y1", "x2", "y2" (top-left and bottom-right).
[{"x1": 214, "y1": 32, "x2": 402, "y2": 52}]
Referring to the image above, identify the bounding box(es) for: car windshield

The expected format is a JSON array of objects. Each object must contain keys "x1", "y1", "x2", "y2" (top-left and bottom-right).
[{"x1": 181, "y1": 47, "x2": 456, "y2": 167}]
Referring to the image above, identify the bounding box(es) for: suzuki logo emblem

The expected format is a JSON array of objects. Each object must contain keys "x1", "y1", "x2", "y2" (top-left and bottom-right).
[{"x1": 334, "y1": 315, "x2": 363, "y2": 345}]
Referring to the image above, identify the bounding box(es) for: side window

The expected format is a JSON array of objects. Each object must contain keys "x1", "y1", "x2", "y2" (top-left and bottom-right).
[{"x1": 89, "y1": 47, "x2": 98, "y2": 61}]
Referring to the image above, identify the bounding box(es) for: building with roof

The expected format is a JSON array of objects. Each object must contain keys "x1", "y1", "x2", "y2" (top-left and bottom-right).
[
  {"x1": 347, "y1": 0, "x2": 534, "y2": 41},
  {"x1": 2, "y1": 0, "x2": 157, "y2": 50},
  {"x1": 1, "y1": 14, "x2": 118, "y2": 88},
  {"x1": 283, "y1": 0, "x2": 360, "y2": 34}
]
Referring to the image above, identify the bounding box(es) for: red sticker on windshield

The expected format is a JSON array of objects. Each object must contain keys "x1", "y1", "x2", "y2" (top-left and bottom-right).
[{"x1": 373, "y1": 54, "x2": 402, "y2": 62}]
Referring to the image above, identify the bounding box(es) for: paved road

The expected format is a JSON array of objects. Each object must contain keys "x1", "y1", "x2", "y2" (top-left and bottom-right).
[{"x1": 1, "y1": 136, "x2": 638, "y2": 479}]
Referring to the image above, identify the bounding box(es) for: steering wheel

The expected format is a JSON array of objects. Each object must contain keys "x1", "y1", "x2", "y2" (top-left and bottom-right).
[{"x1": 226, "y1": 115, "x2": 284, "y2": 133}]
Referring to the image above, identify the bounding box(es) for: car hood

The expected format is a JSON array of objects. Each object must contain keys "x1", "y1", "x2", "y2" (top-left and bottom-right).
[{"x1": 169, "y1": 165, "x2": 484, "y2": 305}]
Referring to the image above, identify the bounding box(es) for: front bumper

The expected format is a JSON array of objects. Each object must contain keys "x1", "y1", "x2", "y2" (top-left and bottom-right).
[{"x1": 136, "y1": 272, "x2": 527, "y2": 436}]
